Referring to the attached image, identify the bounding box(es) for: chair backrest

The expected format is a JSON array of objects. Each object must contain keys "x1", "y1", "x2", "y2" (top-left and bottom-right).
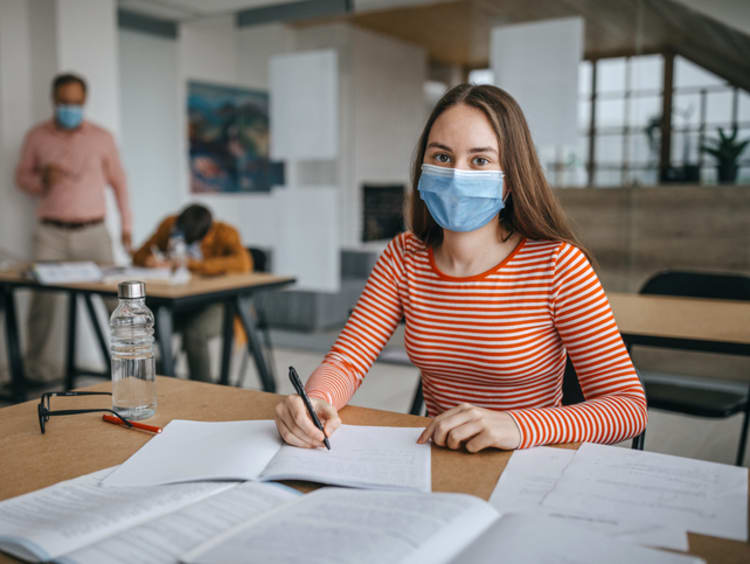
[
  {"x1": 640, "y1": 270, "x2": 750, "y2": 301},
  {"x1": 247, "y1": 247, "x2": 270, "y2": 273},
  {"x1": 562, "y1": 355, "x2": 585, "y2": 406}
]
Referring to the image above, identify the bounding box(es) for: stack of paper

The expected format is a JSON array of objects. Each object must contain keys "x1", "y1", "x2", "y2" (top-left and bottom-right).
[
  {"x1": 489, "y1": 443, "x2": 748, "y2": 550},
  {"x1": 31, "y1": 261, "x2": 102, "y2": 284}
]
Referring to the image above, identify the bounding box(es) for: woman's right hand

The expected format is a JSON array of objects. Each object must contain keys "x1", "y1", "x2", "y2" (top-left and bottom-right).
[{"x1": 274, "y1": 395, "x2": 341, "y2": 448}]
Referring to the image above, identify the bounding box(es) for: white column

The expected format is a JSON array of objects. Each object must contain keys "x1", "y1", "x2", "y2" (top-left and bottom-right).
[{"x1": 0, "y1": 0, "x2": 36, "y2": 261}]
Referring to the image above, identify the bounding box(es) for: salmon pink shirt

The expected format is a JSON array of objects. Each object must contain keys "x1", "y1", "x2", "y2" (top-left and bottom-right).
[{"x1": 15, "y1": 120, "x2": 132, "y2": 233}]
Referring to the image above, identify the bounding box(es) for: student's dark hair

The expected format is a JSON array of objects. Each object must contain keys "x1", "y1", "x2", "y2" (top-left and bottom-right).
[
  {"x1": 407, "y1": 83, "x2": 592, "y2": 263},
  {"x1": 51, "y1": 73, "x2": 87, "y2": 97},
  {"x1": 176, "y1": 204, "x2": 213, "y2": 244}
]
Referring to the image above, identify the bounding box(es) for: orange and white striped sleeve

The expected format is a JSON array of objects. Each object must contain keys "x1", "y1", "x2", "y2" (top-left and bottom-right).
[
  {"x1": 507, "y1": 244, "x2": 648, "y2": 448},
  {"x1": 306, "y1": 235, "x2": 406, "y2": 408}
]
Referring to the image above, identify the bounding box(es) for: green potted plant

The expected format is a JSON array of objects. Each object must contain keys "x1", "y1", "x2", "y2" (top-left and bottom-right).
[{"x1": 700, "y1": 126, "x2": 749, "y2": 184}]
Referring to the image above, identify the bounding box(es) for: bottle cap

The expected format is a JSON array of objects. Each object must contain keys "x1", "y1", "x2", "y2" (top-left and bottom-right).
[{"x1": 118, "y1": 280, "x2": 146, "y2": 299}]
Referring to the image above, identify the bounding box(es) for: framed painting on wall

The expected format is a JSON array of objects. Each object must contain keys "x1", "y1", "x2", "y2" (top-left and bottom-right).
[{"x1": 188, "y1": 80, "x2": 284, "y2": 193}]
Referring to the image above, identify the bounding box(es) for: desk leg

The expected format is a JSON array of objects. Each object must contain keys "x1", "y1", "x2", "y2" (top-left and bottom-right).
[
  {"x1": 155, "y1": 306, "x2": 175, "y2": 377},
  {"x1": 64, "y1": 293, "x2": 78, "y2": 390},
  {"x1": 219, "y1": 300, "x2": 235, "y2": 386},
  {"x1": 236, "y1": 295, "x2": 275, "y2": 393},
  {"x1": 3, "y1": 287, "x2": 27, "y2": 403},
  {"x1": 83, "y1": 294, "x2": 111, "y2": 376}
]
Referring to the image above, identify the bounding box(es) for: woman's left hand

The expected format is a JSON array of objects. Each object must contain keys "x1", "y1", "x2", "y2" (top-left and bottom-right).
[{"x1": 417, "y1": 403, "x2": 521, "y2": 452}]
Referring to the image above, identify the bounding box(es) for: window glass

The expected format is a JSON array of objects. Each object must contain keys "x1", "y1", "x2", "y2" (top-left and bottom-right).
[
  {"x1": 674, "y1": 56, "x2": 724, "y2": 89},
  {"x1": 628, "y1": 131, "x2": 657, "y2": 164},
  {"x1": 630, "y1": 55, "x2": 663, "y2": 91},
  {"x1": 578, "y1": 99, "x2": 591, "y2": 130},
  {"x1": 629, "y1": 95, "x2": 661, "y2": 127},
  {"x1": 706, "y1": 90, "x2": 734, "y2": 124},
  {"x1": 671, "y1": 131, "x2": 699, "y2": 165},
  {"x1": 596, "y1": 58, "x2": 626, "y2": 93},
  {"x1": 672, "y1": 92, "x2": 701, "y2": 128},
  {"x1": 596, "y1": 98, "x2": 625, "y2": 129},
  {"x1": 579, "y1": 61, "x2": 592, "y2": 96},
  {"x1": 739, "y1": 91, "x2": 750, "y2": 122},
  {"x1": 596, "y1": 134, "x2": 624, "y2": 164}
]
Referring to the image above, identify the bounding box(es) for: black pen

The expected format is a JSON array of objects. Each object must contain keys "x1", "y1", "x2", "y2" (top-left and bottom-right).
[{"x1": 288, "y1": 366, "x2": 331, "y2": 450}]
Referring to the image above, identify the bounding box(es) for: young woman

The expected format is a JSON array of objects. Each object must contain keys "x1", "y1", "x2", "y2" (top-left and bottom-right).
[{"x1": 274, "y1": 84, "x2": 647, "y2": 452}]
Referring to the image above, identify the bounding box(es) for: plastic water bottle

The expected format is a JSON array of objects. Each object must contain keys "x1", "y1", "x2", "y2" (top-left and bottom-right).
[
  {"x1": 110, "y1": 280, "x2": 157, "y2": 420},
  {"x1": 168, "y1": 231, "x2": 191, "y2": 282}
]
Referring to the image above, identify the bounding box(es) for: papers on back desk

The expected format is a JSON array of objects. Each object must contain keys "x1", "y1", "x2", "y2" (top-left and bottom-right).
[
  {"x1": 102, "y1": 420, "x2": 431, "y2": 492},
  {"x1": 490, "y1": 444, "x2": 748, "y2": 551}
]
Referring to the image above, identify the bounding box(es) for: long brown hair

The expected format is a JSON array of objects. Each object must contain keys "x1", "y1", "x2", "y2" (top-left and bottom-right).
[{"x1": 407, "y1": 83, "x2": 591, "y2": 262}]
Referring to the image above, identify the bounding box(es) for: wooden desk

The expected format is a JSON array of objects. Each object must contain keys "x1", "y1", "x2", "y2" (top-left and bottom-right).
[
  {"x1": 0, "y1": 377, "x2": 747, "y2": 563},
  {"x1": 0, "y1": 271, "x2": 295, "y2": 403},
  {"x1": 609, "y1": 292, "x2": 750, "y2": 359}
]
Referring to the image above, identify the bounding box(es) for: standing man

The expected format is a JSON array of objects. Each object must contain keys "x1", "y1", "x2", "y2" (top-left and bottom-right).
[{"x1": 15, "y1": 72, "x2": 132, "y2": 382}]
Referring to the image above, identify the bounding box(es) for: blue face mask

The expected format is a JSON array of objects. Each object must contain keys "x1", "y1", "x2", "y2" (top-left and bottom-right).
[
  {"x1": 55, "y1": 104, "x2": 84, "y2": 129},
  {"x1": 417, "y1": 164, "x2": 505, "y2": 233}
]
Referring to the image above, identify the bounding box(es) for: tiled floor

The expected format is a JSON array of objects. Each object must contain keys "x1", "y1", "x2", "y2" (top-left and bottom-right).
[{"x1": 4, "y1": 325, "x2": 747, "y2": 467}]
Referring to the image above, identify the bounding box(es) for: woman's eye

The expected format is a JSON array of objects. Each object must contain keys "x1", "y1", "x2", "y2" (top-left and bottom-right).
[
  {"x1": 473, "y1": 157, "x2": 489, "y2": 166},
  {"x1": 434, "y1": 153, "x2": 451, "y2": 163}
]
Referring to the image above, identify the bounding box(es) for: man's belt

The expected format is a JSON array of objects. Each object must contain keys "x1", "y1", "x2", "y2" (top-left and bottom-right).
[{"x1": 40, "y1": 217, "x2": 105, "y2": 230}]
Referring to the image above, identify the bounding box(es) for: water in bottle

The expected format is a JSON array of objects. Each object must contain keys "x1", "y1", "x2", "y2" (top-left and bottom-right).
[{"x1": 111, "y1": 280, "x2": 157, "y2": 420}]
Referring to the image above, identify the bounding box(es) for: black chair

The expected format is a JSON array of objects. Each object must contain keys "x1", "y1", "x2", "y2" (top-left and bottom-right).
[
  {"x1": 409, "y1": 355, "x2": 646, "y2": 449},
  {"x1": 236, "y1": 247, "x2": 276, "y2": 388},
  {"x1": 382, "y1": 314, "x2": 645, "y2": 447},
  {"x1": 632, "y1": 270, "x2": 750, "y2": 466}
]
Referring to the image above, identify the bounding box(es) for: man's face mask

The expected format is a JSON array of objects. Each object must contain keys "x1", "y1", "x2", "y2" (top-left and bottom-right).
[
  {"x1": 55, "y1": 104, "x2": 84, "y2": 129},
  {"x1": 417, "y1": 164, "x2": 506, "y2": 233}
]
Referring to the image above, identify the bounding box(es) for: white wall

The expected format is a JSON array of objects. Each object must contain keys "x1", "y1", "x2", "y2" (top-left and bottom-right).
[
  {"x1": 121, "y1": 19, "x2": 426, "y2": 285},
  {"x1": 0, "y1": 0, "x2": 37, "y2": 262},
  {"x1": 177, "y1": 18, "x2": 294, "y2": 252},
  {"x1": 118, "y1": 30, "x2": 181, "y2": 244},
  {"x1": 351, "y1": 26, "x2": 426, "y2": 245},
  {"x1": 294, "y1": 23, "x2": 427, "y2": 248}
]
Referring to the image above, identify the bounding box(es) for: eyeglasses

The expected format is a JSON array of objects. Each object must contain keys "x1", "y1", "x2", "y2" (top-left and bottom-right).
[{"x1": 37, "y1": 391, "x2": 132, "y2": 434}]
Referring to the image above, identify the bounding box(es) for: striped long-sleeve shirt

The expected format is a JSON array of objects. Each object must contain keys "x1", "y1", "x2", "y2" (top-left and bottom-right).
[{"x1": 306, "y1": 232, "x2": 647, "y2": 448}]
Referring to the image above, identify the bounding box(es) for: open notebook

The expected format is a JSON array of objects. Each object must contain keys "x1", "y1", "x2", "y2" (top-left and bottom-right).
[
  {"x1": 181, "y1": 488, "x2": 704, "y2": 564},
  {"x1": 0, "y1": 468, "x2": 299, "y2": 564},
  {"x1": 101, "y1": 420, "x2": 431, "y2": 492}
]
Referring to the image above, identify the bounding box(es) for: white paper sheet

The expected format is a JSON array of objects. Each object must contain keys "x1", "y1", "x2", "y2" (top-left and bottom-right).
[
  {"x1": 261, "y1": 425, "x2": 431, "y2": 492},
  {"x1": 0, "y1": 468, "x2": 232, "y2": 562},
  {"x1": 489, "y1": 447, "x2": 689, "y2": 550},
  {"x1": 63, "y1": 482, "x2": 298, "y2": 564},
  {"x1": 101, "y1": 420, "x2": 282, "y2": 487},
  {"x1": 542, "y1": 443, "x2": 749, "y2": 542},
  {"x1": 32, "y1": 261, "x2": 102, "y2": 284},
  {"x1": 450, "y1": 514, "x2": 704, "y2": 564},
  {"x1": 181, "y1": 488, "x2": 498, "y2": 564},
  {"x1": 489, "y1": 446, "x2": 576, "y2": 512}
]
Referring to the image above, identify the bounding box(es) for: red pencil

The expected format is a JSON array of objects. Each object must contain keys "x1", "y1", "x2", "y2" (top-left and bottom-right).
[{"x1": 102, "y1": 413, "x2": 162, "y2": 434}]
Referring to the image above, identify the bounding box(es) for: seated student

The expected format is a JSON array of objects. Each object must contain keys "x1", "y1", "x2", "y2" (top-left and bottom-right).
[
  {"x1": 275, "y1": 84, "x2": 647, "y2": 452},
  {"x1": 132, "y1": 204, "x2": 252, "y2": 382}
]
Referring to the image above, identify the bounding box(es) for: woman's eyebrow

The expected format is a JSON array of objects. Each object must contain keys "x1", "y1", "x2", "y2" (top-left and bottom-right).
[
  {"x1": 426, "y1": 142, "x2": 453, "y2": 152},
  {"x1": 469, "y1": 147, "x2": 498, "y2": 154}
]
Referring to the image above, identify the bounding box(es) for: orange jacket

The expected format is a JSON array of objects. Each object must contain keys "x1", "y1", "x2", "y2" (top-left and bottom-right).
[{"x1": 132, "y1": 215, "x2": 252, "y2": 276}]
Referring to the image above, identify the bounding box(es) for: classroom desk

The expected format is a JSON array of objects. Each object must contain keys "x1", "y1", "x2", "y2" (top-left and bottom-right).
[
  {"x1": 0, "y1": 271, "x2": 295, "y2": 403},
  {"x1": 0, "y1": 377, "x2": 747, "y2": 564},
  {"x1": 609, "y1": 292, "x2": 750, "y2": 362}
]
